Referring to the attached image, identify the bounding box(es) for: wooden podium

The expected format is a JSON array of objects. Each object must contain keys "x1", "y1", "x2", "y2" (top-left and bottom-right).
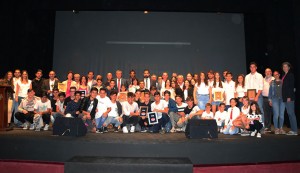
[{"x1": 0, "y1": 84, "x2": 14, "y2": 131}]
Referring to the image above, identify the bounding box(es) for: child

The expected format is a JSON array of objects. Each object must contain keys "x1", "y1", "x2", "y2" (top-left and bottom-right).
[
  {"x1": 201, "y1": 103, "x2": 214, "y2": 119},
  {"x1": 247, "y1": 102, "x2": 263, "y2": 138},
  {"x1": 223, "y1": 98, "x2": 240, "y2": 135},
  {"x1": 34, "y1": 93, "x2": 51, "y2": 131},
  {"x1": 214, "y1": 103, "x2": 227, "y2": 133},
  {"x1": 232, "y1": 96, "x2": 251, "y2": 136}
]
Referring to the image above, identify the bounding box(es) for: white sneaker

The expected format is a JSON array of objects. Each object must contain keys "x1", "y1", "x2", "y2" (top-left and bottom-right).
[
  {"x1": 256, "y1": 132, "x2": 261, "y2": 138},
  {"x1": 250, "y1": 130, "x2": 257, "y2": 137},
  {"x1": 170, "y1": 127, "x2": 176, "y2": 133},
  {"x1": 286, "y1": 131, "x2": 298, "y2": 136},
  {"x1": 22, "y1": 122, "x2": 29, "y2": 130},
  {"x1": 43, "y1": 124, "x2": 49, "y2": 131},
  {"x1": 220, "y1": 128, "x2": 223, "y2": 133},
  {"x1": 122, "y1": 126, "x2": 128, "y2": 133},
  {"x1": 130, "y1": 126, "x2": 135, "y2": 133},
  {"x1": 29, "y1": 124, "x2": 35, "y2": 130}
]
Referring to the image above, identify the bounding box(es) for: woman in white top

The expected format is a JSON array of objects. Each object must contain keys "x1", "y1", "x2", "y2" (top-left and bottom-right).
[
  {"x1": 235, "y1": 74, "x2": 247, "y2": 109},
  {"x1": 128, "y1": 78, "x2": 140, "y2": 93},
  {"x1": 233, "y1": 96, "x2": 251, "y2": 135},
  {"x1": 15, "y1": 70, "x2": 32, "y2": 104},
  {"x1": 211, "y1": 72, "x2": 224, "y2": 115},
  {"x1": 193, "y1": 72, "x2": 212, "y2": 110},
  {"x1": 160, "y1": 79, "x2": 175, "y2": 100}
]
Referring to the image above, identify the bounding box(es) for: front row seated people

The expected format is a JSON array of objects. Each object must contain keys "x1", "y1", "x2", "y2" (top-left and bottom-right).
[{"x1": 122, "y1": 92, "x2": 139, "y2": 133}]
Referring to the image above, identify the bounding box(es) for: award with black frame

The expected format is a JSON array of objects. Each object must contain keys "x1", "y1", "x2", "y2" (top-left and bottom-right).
[
  {"x1": 139, "y1": 106, "x2": 148, "y2": 117},
  {"x1": 247, "y1": 89, "x2": 256, "y2": 101},
  {"x1": 147, "y1": 112, "x2": 158, "y2": 125},
  {"x1": 78, "y1": 90, "x2": 86, "y2": 99}
]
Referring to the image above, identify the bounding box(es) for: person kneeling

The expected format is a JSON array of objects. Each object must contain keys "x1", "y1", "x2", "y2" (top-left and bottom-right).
[
  {"x1": 34, "y1": 92, "x2": 51, "y2": 131},
  {"x1": 122, "y1": 92, "x2": 139, "y2": 133},
  {"x1": 214, "y1": 103, "x2": 227, "y2": 133},
  {"x1": 223, "y1": 98, "x2": 240, "y2": 135},
  {"x1": 246, "y1": 102, "x2": 263, "y2": 138}
]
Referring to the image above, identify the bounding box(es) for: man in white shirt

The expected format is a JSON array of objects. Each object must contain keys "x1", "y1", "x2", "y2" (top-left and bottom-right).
[
  {"x1": 161, "y1": 72, "x2": 169, "y2": 90},
  {"x1": 102, "y1": 90, "x2": 123, "y2": 132},
  {"x1": 95, "y1": 88, "x2": 111, "y2": 133},
  {"x1": 151, "y1": 92, "x2": 169, "y2": 134},
  {"x1": 12, "y1": 69, "x2": 21, "y2": 126},
  {"x1": 223, "y1": 72, "x2": 236, "y2": 110},
  {"x1": 169, "y1": 95, "x2": 187, "y2": 132},
  {"x1": 262, "y1": 68, "x2": 274, "y2": 132},
  {"x1": 207, "y1": 70, "x2": 215, "y2": 87},
  {"x1": 245, "y1": 62, "x2": 264, "y2": 123},
  {"x1": 122, "y1": 92, "x2": 139, "y2": 133}
]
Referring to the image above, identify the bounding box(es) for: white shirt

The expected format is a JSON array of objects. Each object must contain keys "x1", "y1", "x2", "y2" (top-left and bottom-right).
[
  {"x1": 223, "y1": 80, "x2": 236, "y2": 105},
  {"x1": 49, "y1": 79, "x2": 55, "y2": 91},
  {"x1": 247, "y1": 113, "x2": 263, "y2": 123},
  {"x1": 202, "y1": 111, "x2": 214, "y2": 119},
  {"x1": 17, "y1": 80, "x2": 32, "y2": 98},
  {"x1": 214, "y1": 110, "x2": 227, "y2": 126},
  {"x1": 160, "y1": 88, "x2": 175, "y2": 100},
  {"x1": 108, "y1": 101, "x2": 119, "y2": 117},
  {"x1": 128, "y1": 85, "x2": 140, "y2": 93},
  {"x1": 225, "y1": 106, "x2": 240, "y2": 126},
  {"x1": 122, "y1": 101, "x2": 139, "y2": 116},
  {"x1": 262, "y1": 76, "x2": 275, "y2": 97},
  {"x1": 241, "y1": 105, "x2": 250, "y2": 115},
  {"x1": 245, "y1": 72, "x2": 264, "y2": 92},
  {"x1": 235, "y1": 85, "x2": 246, "y2": 98},
  {"x1": 34, "y1": 99, "x2": 51, "y2": 112},
  {"x1": 144, "y1": 78, "x2": 151, "y2": 90},
  {"x1": 95, "y1": 96, "x2": 111, "y2": 118},
  {"x1": 151, "y1": 100, "x2": 168, "y2": 119},
  {"x1": 55, "y1": 100, "x2": 65, "y2": 113},
  {"x1": 177, "y1": 102, "x2": 188, "y2": 112},
  {"x1": 195, "y1": 82, "x2": 210, "y2": 95},
  {"x1": 208, "y1": 80, "x2": 214, "y2": 87}
]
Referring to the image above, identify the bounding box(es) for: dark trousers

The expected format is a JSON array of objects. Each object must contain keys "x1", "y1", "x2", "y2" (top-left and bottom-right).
[
  {"x1": 123, "y1": 115, "x2": 139, "y2": 126},
  {"x1": 249, "y1": 120, "x2": 263, "y2": 132},
  {"x1": 263, "y1": 96, "x2": 273, "y2": 129},
  {"x1": 42, "y1": 113, "x2": 51, "y2": 125},
  {"x1": 15, "y1": 111, "x2": 35, "y2": 124},
  {"x1": 139, "y1": 116, "x2": 148, "y2": 128}
]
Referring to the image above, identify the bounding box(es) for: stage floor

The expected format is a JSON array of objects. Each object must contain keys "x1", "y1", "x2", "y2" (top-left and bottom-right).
[{"x1": 1, "y1": 129, "x2": 300, "y2": 165}]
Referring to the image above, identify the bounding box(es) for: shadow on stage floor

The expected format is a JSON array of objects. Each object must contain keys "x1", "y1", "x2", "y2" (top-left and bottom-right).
[{"x1": 1, "y1": 129, "x2": 300, "y2": 165}]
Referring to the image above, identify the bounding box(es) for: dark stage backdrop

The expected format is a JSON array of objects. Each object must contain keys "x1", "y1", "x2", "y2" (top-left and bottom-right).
[{"x1": 53, "y1": 11, "x2": 246, "y2": 79}]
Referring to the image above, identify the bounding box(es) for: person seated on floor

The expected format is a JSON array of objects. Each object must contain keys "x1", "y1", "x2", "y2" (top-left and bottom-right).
[
  {"x1": 246, "y1": 101, "x2": 264, "y2": 138},
  {"x1": 232, "y1": 96, "x2": 251, "y2": 136},
  {"x1": 64, "y1": 91, "x2": 82, "y2": 118},
  {"x1": 102, "y1": 90, "x2": 123, "y2": 133},
  {"x1": 138, "y1": 92, "x2": 153, "y2": 132},
  {"x1": 214, "y1": 103, "x2": 227, "y2": 133},
  {"x1": 169, "y1": 95, "x2": 187, "y2": 133},
  {"x1": 151, "y1": 91, "x2": 170, "y2": 134},
  {"x1": 33, "y1": 92, "x2": 51, "y2": 131},
  {"x1": 79, "y1": 87, "x2": 98, "y2": 133},
  {"x1": 51, "y1": 92, "x2": 66, "y2": 122},
  {"x1": 163, "y1": 90, "x2": 177, "y2": 133},
  {"x1": 95, "y1": 88, "x2": 111, "y2": 133},
  {"x1": 201, "y1": 103, "x2": 214, "y2": 119},
  {"x1": 223, "y1": 98, "x2": 240, "y2": 135},
  {"x1": 15, "y1": 89, "x2": 40, "y2": 130},
  {"x1": 122, "y1": 92, "x2": 140, "y2": 133}
]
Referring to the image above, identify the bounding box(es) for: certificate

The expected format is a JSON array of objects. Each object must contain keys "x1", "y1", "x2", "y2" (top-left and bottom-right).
[
  {"x1": 117, "y1": 92, "x2": 128, "y2": 102},
  {"x1": 213, "y1": 91, "x2": 223, "y2": 102},
  {"x1": 147, "y1": 112, "x2": 158, "y2": 125},
  {"x1": 247, "y1": 89, "x2": 256, "y2": 101},
  {"x1": 78, "y1": 90, "x2": 86, "y2": 99},
  {"x1": 58, "y1": 83, "x2": 66, "y2": 92},
  {"x1": 139, "y1": 106, "x2": 148, "y2": 116}
]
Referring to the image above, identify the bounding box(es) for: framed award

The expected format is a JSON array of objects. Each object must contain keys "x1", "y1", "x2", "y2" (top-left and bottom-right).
[
  {"x1": 78, "y1": 90, "x2": 86, "y2": 99},
  {"x1": 117, "y1": 92, "x2": 128, "y2": 102},
  {"x1": 139, "y1": 106, "x2": 148, "y2": 117},
  {"x1": 247, "y1": 89, "x2": 256, "y2": 101},
  {"x1": 213, "y1": 91, "x2": 223, "y2": 102},
  {"x1": 147, "y1": 112, "x2": 158, "y2": 125},
  {"x1": 58, "y1": 83, "x2": 66, "y2": 92}
]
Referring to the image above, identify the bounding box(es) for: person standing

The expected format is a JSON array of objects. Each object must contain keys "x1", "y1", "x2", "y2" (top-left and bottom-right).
[
  {"x1": 32, "y1": 69, "x2": 44, "y2": 98},
  {"x1": 42, "y1": 71, "x2": 60, "y2": 97},
  {"x1": 262, "y1": 68, "x2": 274, "y2": 132},
  {"x1": 245, "y1": 62, "x2": 264, "y2": 125},
  {"x1": 281, "y1": 62, "x2": 298, "y2": 135}
]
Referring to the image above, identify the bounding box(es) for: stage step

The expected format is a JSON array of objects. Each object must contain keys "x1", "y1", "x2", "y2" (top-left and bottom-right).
[{"x1": 65, "y1": 156, "x2": 193, "y2": 173}]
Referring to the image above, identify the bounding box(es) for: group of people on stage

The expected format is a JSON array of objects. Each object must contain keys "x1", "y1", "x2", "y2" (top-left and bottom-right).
[{"x1": 1, "y1": 61, "x2": 298, "y2": 137}]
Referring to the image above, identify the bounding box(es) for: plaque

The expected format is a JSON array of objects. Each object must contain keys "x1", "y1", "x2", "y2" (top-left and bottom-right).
[
  {"x1": 58, "y1": 83, "x2": 66, "y2": 92},
  {"x1": 147, "y1": 112, "x2": 158, "y2": 125},
  {"x1": 139, "y1": 106, "x2": 148, "y2": 116},
  {"x1": 213, "y1": 91, "x2": 223, "y2": 102}
]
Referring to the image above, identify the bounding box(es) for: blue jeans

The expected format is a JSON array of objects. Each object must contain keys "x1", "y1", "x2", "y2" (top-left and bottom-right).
[
  {"x1": 223, "y1": 124, "x2": 239, "y2": 135},
  {"x1": 271, "y1": 98, "x2": 285, "y2": 129},
  {"x1": 255, "y1": 95, "x2": 264, "y2": 124},
  {"x1": 96, "y1": 116, "x2": 108, "y2": 128},
  {"x1": 103, "y1": 116, "x2": 121, "y2": 127},
  {"x1": 197, "y1": 94, "x2": 209, "y2": 110},
  {"x1": 285, "y1": 101, "x2": 298, "y2": 132}
]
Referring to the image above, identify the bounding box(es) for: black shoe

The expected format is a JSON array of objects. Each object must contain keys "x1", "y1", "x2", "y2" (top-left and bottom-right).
[
  {"x1": 96, "y1": 128, "x2": 103, "y2": 134},
  {"x1": 114, "y1": 127, "x2": 119, "y2": 133},
  {"x1": 159, "y1": 128, "x2": 166, "y2": 134},
  {"x1": 103, "y1": 127, "x2": 108, "y2": 133}
]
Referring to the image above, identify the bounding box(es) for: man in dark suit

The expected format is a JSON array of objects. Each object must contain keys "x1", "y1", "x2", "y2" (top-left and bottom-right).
[
  {"x1": 114, "y1": 70, "x2": 129, "y2": 92},
  {"x1": 42, "y1": 71, "x2": 60, "y2": 97}
]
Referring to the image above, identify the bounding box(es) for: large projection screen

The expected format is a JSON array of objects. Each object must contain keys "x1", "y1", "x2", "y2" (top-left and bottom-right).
[{"x1": 53, "y1": 11, "x2": 246, "y2": 80}]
